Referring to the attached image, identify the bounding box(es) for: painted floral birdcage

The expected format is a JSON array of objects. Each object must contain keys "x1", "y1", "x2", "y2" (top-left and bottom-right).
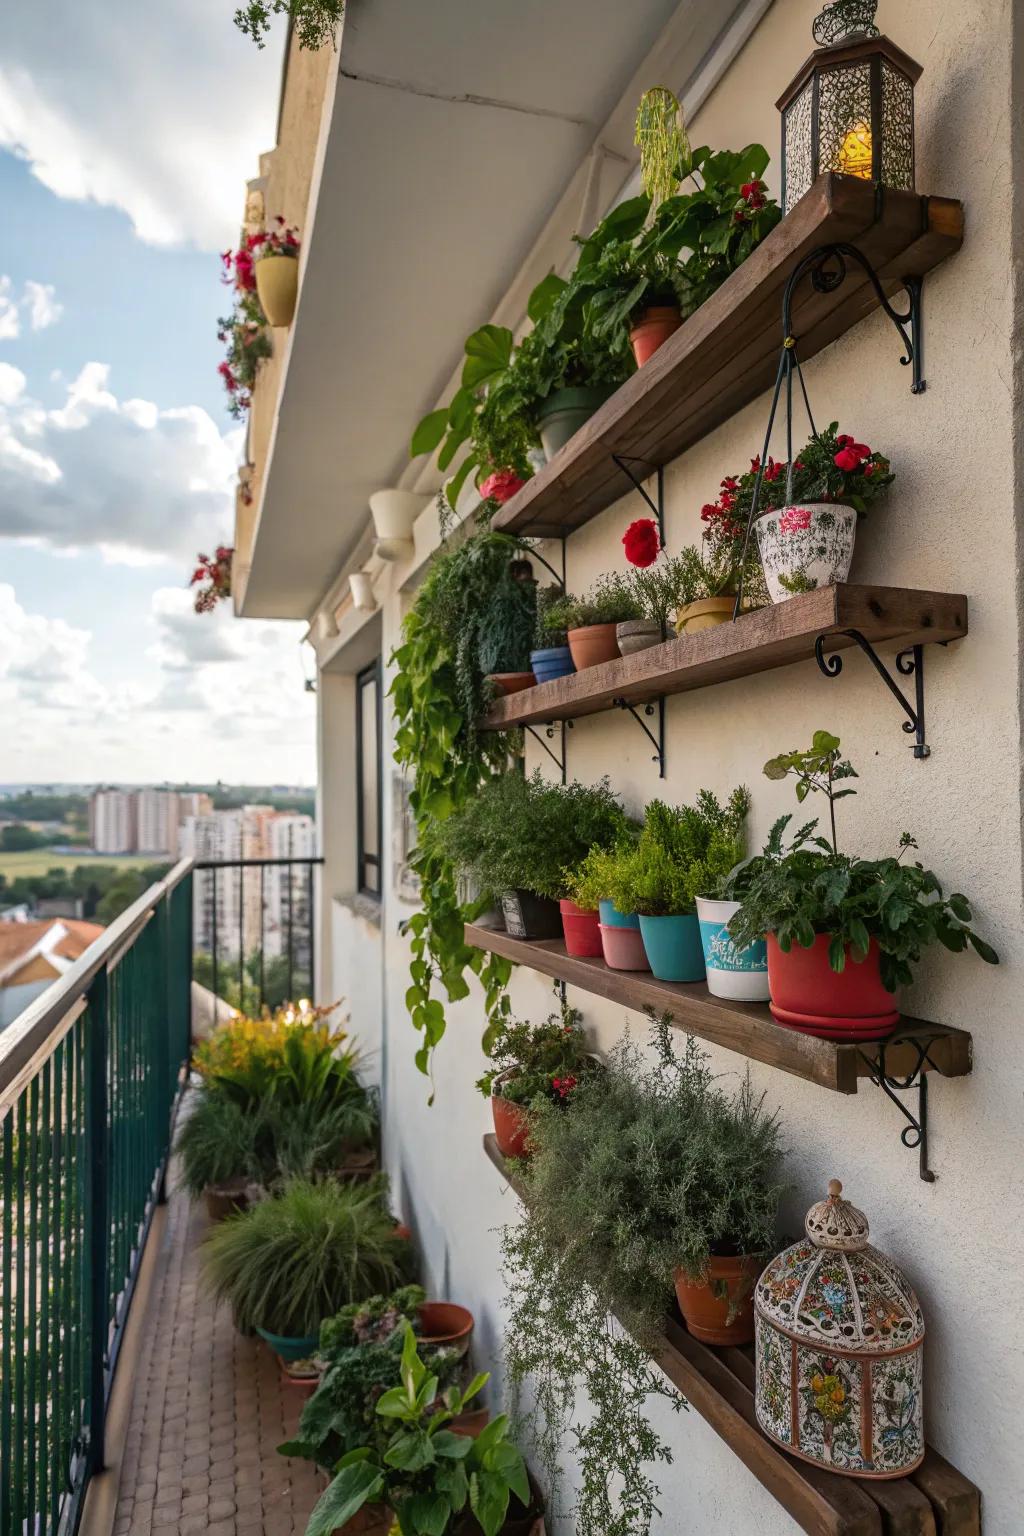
[{"x1": 754, "y1": 1179, "x2": 925, "y2": 1478}]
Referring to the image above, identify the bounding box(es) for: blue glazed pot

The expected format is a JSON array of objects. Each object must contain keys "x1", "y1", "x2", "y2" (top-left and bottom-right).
[
  {"x1": 598, "y1": 899, "x2": 640, "y2": 930},
  {"x1": 695, "y1": 897, "x2": 769, "y2": 1001},
  {"x1": 638, "y1": 913, "x2": 706, "y2": 983},
  {"x1": 530, "y1": 646, "x2": 575, "y2": 684},
  {"x1": 256, "y1": 1326, "x2": 320, "y2": 1363}
]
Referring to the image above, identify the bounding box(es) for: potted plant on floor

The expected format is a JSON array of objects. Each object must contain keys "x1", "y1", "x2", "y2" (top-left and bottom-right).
[
  {"x1": 501, "y1": 1019, "x2": 784, "y2": 1536},
  {"x1": 251, "y1": 216, "x2": 302, "y2": 327},
  {"x1": 477, "y1": 1002, "x2": 594, "y2": 1157},
  {"x1": 201, "y1": 1175, "x2": 412, "y2": 1363},
  {"x1": 606, "y1": 788, "x2": 750, "y2": 982},
  {"x1": 303, "y1": 1324, "x2": 537, "y2": 1536},
  {"x1": 529, "y1": 588, "x2": 576, "y2": 683},
  {"x1": 728, "y1": 731, "x2": 998, "y2": 1036}
]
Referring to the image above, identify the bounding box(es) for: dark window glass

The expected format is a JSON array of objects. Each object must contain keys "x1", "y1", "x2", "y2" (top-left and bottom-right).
[{"x1": 356, "y1": 662, "x2": 382, "y2": 896}]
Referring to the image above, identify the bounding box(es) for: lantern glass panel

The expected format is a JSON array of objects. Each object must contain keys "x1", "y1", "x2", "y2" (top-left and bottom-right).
[
  {"x1": 783, "y1": 79, "x2": 815, "y2": 212},
  {"x1": 818, "y1": 61, "x2": 873, "y2": 181},
  {"x1": 880, "y1": 60, "x2": 915, "y2": 188}
]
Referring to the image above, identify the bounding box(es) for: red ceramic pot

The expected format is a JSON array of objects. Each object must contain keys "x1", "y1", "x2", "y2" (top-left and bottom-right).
[
  {"x1": 674, "y1": 1254, "x2": 759, "y2": 1345},
  {"x1": 417, "y1": 1301, "x2": 474, "y2": 1356},
  {"x1": 487, "y1": 672, "x2": 536, "y2": 695},
  {"x1": 492, "y1": 1093, "x2": 534, "y2": 1159},
  {"x1": 560, "y1": 899, "x2": 602, "y2": 957},
  {"x1": 567, "y1": 623, "x2": 620, "y2": 670},
  {"x1": 629, "y1": 304, "x2": 682, "y2": 367},
  {"x1": 767, "y1": 934, "x2": 900, "y2": 1038},
  {"x1": 599, "y1": 923, "x2": 650, "y2": 972}
]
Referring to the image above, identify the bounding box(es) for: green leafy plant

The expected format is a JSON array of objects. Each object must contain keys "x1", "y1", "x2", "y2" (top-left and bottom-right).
[
  {"x1": 605, "y1": 788, "x2": 750, "y2": 917},
  {"x1": 176, "y1": 1094, "x2": 264, "y2": 1199},
  {"x1": 563, "y1": 839, "x2": 637, "y2": 911},
  {"x1": 727, "y1": 731, "x2": 999, "y2": 988},
  {"x1": 534, "y1": 587, "x2": 576, "y2": 648},
  {"x1": 304, "y1": 1324, "x2": 531, "y2": 1536},
  {"x1": 433, "y1": 770, "x2": 627, "y2": 905},
  {"x1": 476, "y1": 1001, "x2": 594, "y2": 1106},
  {"x1": 502, "y1": 1019, "x2": 783, "y2": 1536},
  {"x1": 201, "y1": 1177, "x2": 410, "y2": 1337},
  {"x1": 235, "y1": 0, "x2": 343, "y2": 48}
]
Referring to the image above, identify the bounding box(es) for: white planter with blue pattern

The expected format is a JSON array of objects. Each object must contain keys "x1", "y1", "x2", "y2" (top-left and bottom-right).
[{"x1": 696, "y1": 896, "x2": 769, "y2": 1002}]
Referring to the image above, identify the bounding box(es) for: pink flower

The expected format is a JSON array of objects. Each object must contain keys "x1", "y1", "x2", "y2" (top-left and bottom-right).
[
  {"x1": 779, "y1": 506, "x2": 813, "y2": 534},
  {"x1": 479, "y1": 469, "x2": 525, "y2": 505}
]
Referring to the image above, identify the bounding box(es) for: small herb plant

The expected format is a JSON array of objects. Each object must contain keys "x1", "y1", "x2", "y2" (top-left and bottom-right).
[
  {"x1": 502, "y1": 1019, "x2": 784, "y2": 1536},
  {"x1": 432, "y1": 770, "x2": 627, "y2": 905},
  {"x1": 534, "y1": 586, "x2": 575, "y2": 648},
  {"x1": 304, "y1": 1324, "x2": 531, "y2": 1536},
  {"x1": 563, "y1": 839, "x2": 637, "y2": 911},
  {"x1": 564, "y1": 573, "x2": 644, "y2": 628},
  {"x1": 727, "y1": 731, "x2": 998, "y2": 988},
  {"x1": 605, "y1": 788, "x2": 750, "y2": 917},
  {"x1": 476, "y1": 1002, "x2": 594, "y2": 1106},
  {"x1": 622, "y1": 519, "x2": 766, "y2": 621}
]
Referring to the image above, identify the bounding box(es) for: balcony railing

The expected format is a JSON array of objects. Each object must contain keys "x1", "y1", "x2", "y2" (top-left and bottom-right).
[{"x1": 193, "y1": 855, "x2": 324, "y2": 1011}]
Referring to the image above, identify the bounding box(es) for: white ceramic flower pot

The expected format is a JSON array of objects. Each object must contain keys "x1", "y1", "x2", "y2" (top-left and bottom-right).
[
  {"x1": 695, "y1": 896, "x2": 770, "y2": 1002},
  {"x1": 349, "y1": 572, "x2": 377, "y2": 612},
  {"x1": 755, "y1": 502, "x2": 858, "y2": 604},
  {"x1": 369, "y1": 490, "x2": 430, "y2": 562}
]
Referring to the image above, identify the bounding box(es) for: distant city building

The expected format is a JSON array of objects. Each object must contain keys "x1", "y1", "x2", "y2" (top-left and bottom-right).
[
  {"x1": 87, "y1": 787, "x2": 214, "y2": 856},
  {"x1": 89, "y1": 789, "x2": 136, "y2": 853},
  {"x1": 180, "y1": 806, "x2": 315, "y2": 965},
  {"x1": 36, "y1": 896, "x2": 86, "y2": 920},
  {"x1": 0, "y1": 918, "x2": 104, "y2": 1032}
]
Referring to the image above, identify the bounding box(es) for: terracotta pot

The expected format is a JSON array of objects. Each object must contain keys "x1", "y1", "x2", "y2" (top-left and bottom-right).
[
  {"x1": 447, "y1": 1405, "x2": 490, "y2": 1438},
  {"x1": 255, "y1": 252, "x2": 298, "y2": 326},
  {"x1": 599, "y1": 923, "x2": 650, "y2": 972},
  {"x1": 280, "y1": 1361, "x2": 320, "y2": 1397},
  {"x1": 675, "y1": 596, "x2": 736, "y2": 634},
  {"x1": 629, "y1": 304, "x2": 682, "y2": 367},
  {"x1": 339, "y1": 1147, "x2": 378, "y2": 1182},
  {"x1": 501, "y1": 890, "x2": 562, "y2": 940},
  {"x1": 487, "y1": 672, "x2": 536, "y2": 696},
  {"x1": 333, "y1": 1503, "x2": 393, "y2": 1535},
  {"x1": 560, "y1": 899, "x2": 602, "y2": 958},
  {"x1": 616, "y1": 618, "x2": 663, "y2": 656},
  {"x1": 674, "y1": 1254, "x2": 760, "y2": 1345},
  {"x1": 567, "y1": 622, "x2": 620, "y2": 670},
  {"x1": 203, "y1": 1184, "x2": 249, "y2": 1222},
  {"x1": 767, "y1": 934, "x2": 900, "y2": 1038},
  {"x1": 417, "y1": 1301, "x2": 474, "y2": 1357},
  {"x1": 492, "y1": 1094, "x2": 534, "y2": 1159}
]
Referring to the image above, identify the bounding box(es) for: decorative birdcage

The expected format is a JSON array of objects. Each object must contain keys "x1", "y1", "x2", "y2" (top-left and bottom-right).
[
  {"x1": 754, "y1": 1179, "x2": 925, "y2": 1478},
  {"x1": 777, "y1": 1, "x2": 921, "y2": 214}
]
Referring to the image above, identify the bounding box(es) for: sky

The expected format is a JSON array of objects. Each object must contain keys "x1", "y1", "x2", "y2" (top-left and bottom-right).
[{"x1": 0, "y1": 0, "x2": 317, "y2": 786}]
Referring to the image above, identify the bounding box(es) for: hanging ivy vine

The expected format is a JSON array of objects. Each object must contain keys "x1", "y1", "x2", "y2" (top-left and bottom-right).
[{"x1": 391, "y1": 520, "x2": 536, "y2": 1090}]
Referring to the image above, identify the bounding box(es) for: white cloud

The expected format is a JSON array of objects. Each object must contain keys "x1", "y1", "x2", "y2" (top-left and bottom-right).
[
  {"x1": 0, "y1": 361, "x2": 238, "y2": 561},
  {"x1": 0, "y1": 583, "x2": 106, "y2": 715},
  {"x1": 0, "y1": 3, "x2": 281, "y2": 249},
  {"x1": 0, "y1": 277, "x2": 19, "y2": 340},
  {"x1": 22, "y1": 280, "x2": 62, "y2": 331}
]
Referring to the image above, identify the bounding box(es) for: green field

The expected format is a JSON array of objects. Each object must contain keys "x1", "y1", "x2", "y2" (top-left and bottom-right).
[{"x1": 0, "y1": 850, "x2": 162, "y2": 880}]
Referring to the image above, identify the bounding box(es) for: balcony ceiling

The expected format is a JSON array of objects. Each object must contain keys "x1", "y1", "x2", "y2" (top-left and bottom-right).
[{"x1": 242, "y1": 0, "x2": 726, "y2": 617}]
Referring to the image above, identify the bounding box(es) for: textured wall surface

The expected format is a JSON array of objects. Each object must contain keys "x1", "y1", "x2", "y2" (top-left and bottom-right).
[{"x1": 323, "y1": 1, "x2": 1024, "y2": 1530}]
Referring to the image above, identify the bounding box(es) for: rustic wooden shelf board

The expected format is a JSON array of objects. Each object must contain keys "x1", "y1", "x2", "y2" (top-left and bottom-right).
[
  {"x1": 482, "y1": 585, "x2": 967, "y2": 730},
  {"x1": 491, "y1": 176, "x2": 964, "y2": 540},
  {"x1": 483, "y1": 1136, "x2": 980, "y2": 1536},
  {"x1": 465, "y1": 927, "x2": 972, "y2": 1094}
]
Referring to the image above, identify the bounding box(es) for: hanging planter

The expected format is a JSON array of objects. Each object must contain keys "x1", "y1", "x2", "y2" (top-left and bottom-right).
[
  {"x1": 370, "y1": 488, "x2": 430, "y2": 562},
  {"x1": 756, "y1": 502, "x2": 858, "y2": 602},
  {"x1": 252, "y1": 219, "x2": 302, "y2": 327},
  {"x1": 349, "y1": 571, "x2": 376, "y2": 611}
]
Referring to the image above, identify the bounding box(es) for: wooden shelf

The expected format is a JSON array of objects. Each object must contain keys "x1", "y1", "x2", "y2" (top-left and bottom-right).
[
  {"x1": 464, "y1": 926, "x2": 971, "y2": 1095},
  {"x1": 484, "y1": 1135, "x2": 981, "y2": 1536},
  {"x1": 482, "y1": 585, "x2": 966, "y2": 729},
  {"x1": 492, "y1": 175, "x2": 964, "y2": 540}
]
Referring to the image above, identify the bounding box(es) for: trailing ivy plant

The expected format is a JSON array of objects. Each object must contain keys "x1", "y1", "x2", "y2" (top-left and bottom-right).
[
  {"x1": 392, "y1": 526, "x2": 538, "y2": 1084},
  {"x1": 235, "y1": 0, "x2": 343, "y2": 49}
]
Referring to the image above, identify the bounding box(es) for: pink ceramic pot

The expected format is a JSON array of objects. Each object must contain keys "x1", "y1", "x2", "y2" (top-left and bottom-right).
[{"x1": 599, "y1": 923, "x2": 650, "y2": 972}]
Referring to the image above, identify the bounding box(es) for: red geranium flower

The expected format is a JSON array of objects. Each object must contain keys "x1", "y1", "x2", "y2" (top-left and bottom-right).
[
  {"x1": 479, "y1": 469, "x2": 525, "y2": 505},
  {"x1": 622, "y1": 517, "x2": 660, "y2": 567}
]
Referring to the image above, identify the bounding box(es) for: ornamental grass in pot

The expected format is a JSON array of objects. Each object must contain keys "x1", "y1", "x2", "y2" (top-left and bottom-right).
[
  {"x1": 501, "y1": 1019, "x2": 784, "y2": 1536},
  {"x1": 728, "y1": 732, "x2": 998, "y2": 1037},
  {"x1": 562, "y1": 575, "x2": 643, "y2": 671},
  {"x1": 477, "y1": 1004, "x2": 594, "y2": 1158},
  {"x1": 605, "y1": 789, "x2": 750, "y2": 984}
]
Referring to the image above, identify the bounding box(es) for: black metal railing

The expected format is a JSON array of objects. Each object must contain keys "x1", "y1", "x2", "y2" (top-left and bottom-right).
[
  {"x1": 0, "y1": 858, "x2": 192, "y2": 1536},
  {"x1": 193, "y1": 856, "x2": 324, "y2": 1014}
]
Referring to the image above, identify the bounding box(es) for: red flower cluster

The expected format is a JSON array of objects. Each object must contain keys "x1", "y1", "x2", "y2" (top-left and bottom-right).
[
  {"x1": 622, "y1": 517, "x2": 661, "y2": 568},
  {"x1": 552, "y1": 1075, "x2": 578, "y2": 1100},
  {"x1": 735, "y1": 178, "x2": 768, "y2": 223},
  {"x1": 190, "y1": 547, "x2": 233, "y2": 614},
  {"x1": 479, "y1": 468, "x2": 525, "y2": 506},
  {"x1": 221, "y1": 217, "x2": 301, "y2": 297},
  {"x1": 833, "y1": 433, "x2": 872, "y2": 473}
]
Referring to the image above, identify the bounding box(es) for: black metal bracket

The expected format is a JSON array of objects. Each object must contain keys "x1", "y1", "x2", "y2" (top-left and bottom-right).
[
  {"x1": 857, "y1": 1037, "x2": 943, "y2": 1181},
  {"x1": 814, "y1": 631, "x2": 929, "y2": 759},
  {"x1": 528, "y1": 537, "x2": 567, "y2": 588},
  {"x1": 612, "y1": 455, "x2": 665, "y2": 545},
  {"x1": 611, "y1": 696, "x2": 666, "y2": 778},
  {"x1": 524, "y1": 720, "x2": 572, "y2": 784},
  {"x1": 785, "y1": 242, "x2": 926, "y2": 395}
]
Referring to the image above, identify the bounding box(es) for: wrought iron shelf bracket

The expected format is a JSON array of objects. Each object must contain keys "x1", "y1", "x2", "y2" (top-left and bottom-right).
[
  {"x1": 815, "y1": 630, "x2": 929, "y2": 758},
  {"x1": 611, "y1": 697, "x2": 666, "y2": 777},
  {"x1": 527, "y1": 536, "x2": 567, "y2": 588},
  {"x1": 612, "y1": 455, "x2": 665, "y2": 544},
  {"x1": 523, "y1": 720, "x2": 571, "y2": 784},
  {"x1": 857, "y1": 1037, "x2": 946, "y2": 1181}
]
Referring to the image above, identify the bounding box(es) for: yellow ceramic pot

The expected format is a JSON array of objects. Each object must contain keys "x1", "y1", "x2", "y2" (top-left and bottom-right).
[
  {"x1": 675, "y1": 595, "x2": 736, "y2": 634},
  {"x1": 255, "y1": 253, "x2": 299, "y2": 327}
]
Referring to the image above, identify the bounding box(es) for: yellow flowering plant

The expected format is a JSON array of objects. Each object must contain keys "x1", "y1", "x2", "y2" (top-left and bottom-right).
[{"x1": 194, "y1": 1001, "x2": 361, "y2": 1111}]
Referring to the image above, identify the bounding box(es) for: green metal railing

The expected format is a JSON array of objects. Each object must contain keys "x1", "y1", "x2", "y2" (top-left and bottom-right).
[{"x1": 0, "y1": 859, "x2": 193, "y2": 1536}]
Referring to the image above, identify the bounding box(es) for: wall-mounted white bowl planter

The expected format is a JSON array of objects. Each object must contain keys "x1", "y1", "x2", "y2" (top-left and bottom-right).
[
  {"x1": 369, "y1": 489, "x2": 430, "y2": 562},
  {"x1": 349, "y1": 572, "x2": 377, "y2": 612}
]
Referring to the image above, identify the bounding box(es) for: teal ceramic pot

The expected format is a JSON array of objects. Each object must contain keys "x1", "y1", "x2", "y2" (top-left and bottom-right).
[
  {"x1": 598, "y1": 899, "x2": 640, "y2": 930},
  {"x1": 695, "y1": 896, "x2": 769, "y2": 1001},
  {"x1": 256, "y1": 1326, "x2": 320, "y2": 1362},
  {"x1": 536, "y1": 385, "x2": 614, "y2": 461},
  {"x1": 638, "y1": 913, "x2": 706, "y2": 983}
]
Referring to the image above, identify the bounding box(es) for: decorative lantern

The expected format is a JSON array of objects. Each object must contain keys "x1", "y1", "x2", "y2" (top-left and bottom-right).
[
  {"x1": 777, "y1": 1, "x2": 922, "y2": 214},
  {"x1": 754, "y1": 1179, "x2": 925, "y2": 1478}
]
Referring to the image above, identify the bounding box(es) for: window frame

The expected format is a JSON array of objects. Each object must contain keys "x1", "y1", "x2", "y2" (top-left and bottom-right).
[{"x1": 355, "y1": 659, "x2": 383, "y2": 898}]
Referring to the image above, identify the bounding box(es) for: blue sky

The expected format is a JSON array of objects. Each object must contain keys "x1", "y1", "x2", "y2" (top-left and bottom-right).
[{"x1": 0, "y1": 0, "x2": 317, "y2": 785}]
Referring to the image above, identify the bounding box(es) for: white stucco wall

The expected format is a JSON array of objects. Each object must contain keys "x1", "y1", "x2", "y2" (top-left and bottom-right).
[{"x1": 318, "y1": 1, "x2": 1024, "y2": 1530}]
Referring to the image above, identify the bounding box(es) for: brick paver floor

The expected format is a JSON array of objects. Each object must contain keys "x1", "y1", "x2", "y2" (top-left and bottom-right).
[{"x1": 111, "y1": 1180, "x2": 323, "y2": 1536}]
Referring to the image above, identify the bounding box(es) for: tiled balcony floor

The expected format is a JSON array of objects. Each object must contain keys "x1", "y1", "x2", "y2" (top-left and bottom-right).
[{"x1": 111, "y1": 1179, "x2": 322, "y2": 1536}]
